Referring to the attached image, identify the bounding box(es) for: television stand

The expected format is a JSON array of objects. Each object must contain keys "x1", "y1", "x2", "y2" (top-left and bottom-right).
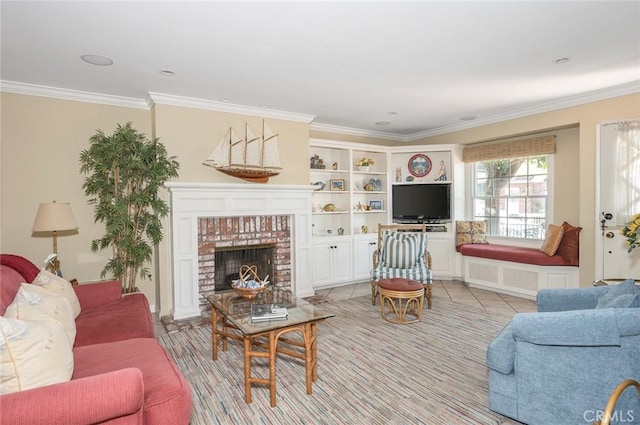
[{"x1": 425, "y1": 225, "x2": 447, "y2": 232}]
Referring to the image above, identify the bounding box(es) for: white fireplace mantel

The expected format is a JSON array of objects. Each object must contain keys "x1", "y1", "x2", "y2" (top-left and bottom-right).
[{"x1": 165, "y1": 182, "x2": 315, "y2": 319}]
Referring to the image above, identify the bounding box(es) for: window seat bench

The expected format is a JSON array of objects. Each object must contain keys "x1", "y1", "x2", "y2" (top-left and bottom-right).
[{"x1": 457, "y1": 244, "x2": 579, "y2": 299}]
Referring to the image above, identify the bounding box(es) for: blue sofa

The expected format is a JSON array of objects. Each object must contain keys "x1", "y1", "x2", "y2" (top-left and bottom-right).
[{"x1": 486, "y1": 281, "x2": 640, "y2": 425}]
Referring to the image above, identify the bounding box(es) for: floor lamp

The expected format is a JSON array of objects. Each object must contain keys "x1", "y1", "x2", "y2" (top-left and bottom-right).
[{"x1": 32, "y1": 201, "x2": 78, "y2": 275}]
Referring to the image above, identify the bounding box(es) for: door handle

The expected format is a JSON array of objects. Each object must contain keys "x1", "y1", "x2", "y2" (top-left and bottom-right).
[{"x1": 605, "y1": 232, "x2": 615, "y2": 238}]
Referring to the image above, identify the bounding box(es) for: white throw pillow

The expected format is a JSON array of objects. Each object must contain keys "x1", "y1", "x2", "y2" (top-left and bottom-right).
[
  {"x1": 32, "y1": 270, "x2": 81, "y2": 318},
  {"x1": 0, "y1": 316, "x2": 74, "y2": 395},
  {"x1": 5, "y1": 284, "x2": 76, "y2": 344}
]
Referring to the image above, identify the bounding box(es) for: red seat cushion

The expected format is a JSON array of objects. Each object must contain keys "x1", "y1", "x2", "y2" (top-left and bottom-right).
[
  {"x1": 74, "y1": 338, "x2": 192, "y2": 425},
  {"x1": 75, "y1": 293, "x2": 154, "y2": 347},
  {"x1": 459, "y1": 244, "x2": 575, "y2": 266},
  {"x1": 378, "y1": 278, "x2": 423, "y2": 291}
]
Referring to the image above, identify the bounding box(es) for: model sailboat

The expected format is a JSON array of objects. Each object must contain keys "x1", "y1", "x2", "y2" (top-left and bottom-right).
[{"x1": 203, "y1": 120, "x2": 281, "y2": 183}]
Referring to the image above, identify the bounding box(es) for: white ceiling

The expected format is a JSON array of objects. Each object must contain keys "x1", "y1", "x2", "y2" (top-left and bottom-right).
[{"x1": 2, "y1": 1, "x2": 639, "y2": 141}]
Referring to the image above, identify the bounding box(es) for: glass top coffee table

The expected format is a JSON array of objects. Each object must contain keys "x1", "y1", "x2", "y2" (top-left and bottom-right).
[{"x1": 203, "y1": 288, "x2": 334, "y2": 407}]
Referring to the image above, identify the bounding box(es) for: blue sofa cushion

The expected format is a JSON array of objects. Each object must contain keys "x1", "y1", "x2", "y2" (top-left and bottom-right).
[
  {"x1": 512, "y1": 309, "x2": 621, "y2": 346},
  {"x1": 596, "y1": 293, "x2": 640, "y2": 309},
  {"x1": 596, "y1": 278, "x2": 638, "y2": 309}
]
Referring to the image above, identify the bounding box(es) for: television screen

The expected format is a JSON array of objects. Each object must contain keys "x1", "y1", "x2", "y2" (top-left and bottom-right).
[{"x1": 392, "y1": 183, "x2": 451, "y2": 222}]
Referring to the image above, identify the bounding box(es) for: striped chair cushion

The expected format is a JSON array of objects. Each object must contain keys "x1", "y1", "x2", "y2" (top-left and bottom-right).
[
  {"x1": 380, "y1": 231, "x2": 426, "y2": 269},
  {"x1": 371, "y1": 259, "x2": 433, "y2": 285}
]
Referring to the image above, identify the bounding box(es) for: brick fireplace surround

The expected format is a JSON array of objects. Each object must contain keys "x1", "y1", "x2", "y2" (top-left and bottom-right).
[{"x1": 165, "y1": 182, "x2": 314, "y2": 319}]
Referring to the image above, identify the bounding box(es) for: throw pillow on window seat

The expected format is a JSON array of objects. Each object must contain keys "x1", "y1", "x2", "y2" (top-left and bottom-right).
[
  {"x1": 539, "y1": 223, "x2": 565, "y2": 256},
  {"x1": 455, "y1": 220, "x2": 489, "y2": 247},
  {"x1": 556, "y1": 221, "x2": 582, "y2": 265}
]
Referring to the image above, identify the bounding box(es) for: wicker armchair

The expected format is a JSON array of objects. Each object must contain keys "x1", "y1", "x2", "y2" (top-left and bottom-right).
[{"x1": 370, "y1": 223, "x2": 433, "y2": 308}]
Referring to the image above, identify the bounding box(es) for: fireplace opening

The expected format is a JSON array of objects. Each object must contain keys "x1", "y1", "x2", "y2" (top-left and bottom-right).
[{"x1": 214, "y1": 244, "x2": 276, "y2": 291}]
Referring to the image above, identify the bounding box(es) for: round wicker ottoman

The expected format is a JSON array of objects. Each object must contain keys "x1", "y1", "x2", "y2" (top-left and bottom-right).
[{"x1": 378, "y1": 278, "x2": 424, "y2": 324}]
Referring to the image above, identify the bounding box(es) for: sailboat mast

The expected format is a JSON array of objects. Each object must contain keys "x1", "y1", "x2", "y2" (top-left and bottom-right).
[
  {"x1": 226, "y1": 128, "x2": 232, "y2": 167},
  {"x1": 260, "y1": 120, "x2": 265, "y2": 168},
  {"x1": 243, "y1": 122, "x2": 249, "y2": 167}
]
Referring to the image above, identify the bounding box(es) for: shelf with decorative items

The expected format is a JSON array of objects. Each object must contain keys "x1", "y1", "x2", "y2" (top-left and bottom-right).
[
  {"x1": 310, "y1": 143, "x2": 350, "y2": 238},
  {"x1": 351, "y1": 149, "x2": 387, "y2": 237},
  {"x1": 310, "y1": 140, "x2": 463, "y2": 287},
  {"x1": 310, "y1": 139, "x2": 391, "y2": 288}
]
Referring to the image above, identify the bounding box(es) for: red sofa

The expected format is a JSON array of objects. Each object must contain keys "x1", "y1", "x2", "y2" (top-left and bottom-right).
[{"x1": 0, "y1": 254, "x2": 192, "y2": 425}]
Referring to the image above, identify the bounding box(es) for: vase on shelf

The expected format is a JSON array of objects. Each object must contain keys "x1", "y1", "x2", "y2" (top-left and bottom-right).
[{"x1": 357, "y1": 166, "x2": 370, "y2": 172}]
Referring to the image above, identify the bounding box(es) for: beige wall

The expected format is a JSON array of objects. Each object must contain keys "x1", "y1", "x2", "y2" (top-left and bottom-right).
[
  {"x1": 551, "y1": 126, "x2": 580, "y2": 226},
  {"x1": 153, "y1": 104, "x2": 310, "y2": 184},
  {"x1": 0, "y1": 92, "x2": 155, "y2": 298},
  {"x1": 3, "y1": 90, "x2": 638, "y2": 315},
  {"x1": 309, "y1": 129, "x2": 398, "y2": 146}
]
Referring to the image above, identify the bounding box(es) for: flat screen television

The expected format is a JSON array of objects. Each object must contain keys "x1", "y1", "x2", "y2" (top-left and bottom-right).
[{"x1": 392, "y1": 183, "x2": 451, "y2": 223}]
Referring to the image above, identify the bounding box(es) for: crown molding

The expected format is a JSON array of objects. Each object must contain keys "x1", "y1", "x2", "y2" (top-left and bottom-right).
[
  {"x1": 3, "y1": 79, "x2": 637, "y2": 139},
  {"x1": 406, "y1": 80, "x2": 640, "y2": 141},
  {"x1": 309, "y1": 122, "x2": 408, "y2": 142},
  {"x1": 310, "y1": 81, "x2": 639, "y2": 142},
  {"x1": 147, "y1": 92, "x2": 315, "y2": 124},
  {"x1": 0, "y1": 80, "x2": 149, "y2": 109}
]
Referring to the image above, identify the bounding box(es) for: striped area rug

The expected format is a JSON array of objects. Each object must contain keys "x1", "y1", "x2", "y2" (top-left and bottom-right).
[{"x1": 158, "y1": 296, "x2": 514, "y2": 424}]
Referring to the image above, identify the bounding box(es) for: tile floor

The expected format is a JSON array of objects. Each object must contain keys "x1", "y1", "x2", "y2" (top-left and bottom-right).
[
  {"x1": 156, "y1": 279, "x2": 536, "y2": 336},
  {"x1": 315, "y1": 279, "x2": 537, "y2": 314}
]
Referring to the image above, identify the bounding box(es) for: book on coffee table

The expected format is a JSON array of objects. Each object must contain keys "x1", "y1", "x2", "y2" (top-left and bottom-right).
[{"x1": 250, "y1": 303, "x2": 289, "y2": 323}]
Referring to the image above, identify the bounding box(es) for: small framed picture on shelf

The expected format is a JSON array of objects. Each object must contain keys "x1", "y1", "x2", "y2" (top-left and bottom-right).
[
  {"x1": 325, "y1": 228, "x2": 333, "y2": 235},
  {"x1": 368, "y1": 199, "x2": 383, "y2": 211},
  {"x1": 329, "y1": 179, "x2": 345, "y2": 191}
]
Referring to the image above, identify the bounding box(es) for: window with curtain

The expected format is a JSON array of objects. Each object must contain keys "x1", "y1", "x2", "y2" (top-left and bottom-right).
[
  {"x1": 615, "y1": 120, "x2": 640, "y2": 224},
  {"x1": 464, "y1": 135, "x2": 555, "y2": 240}
]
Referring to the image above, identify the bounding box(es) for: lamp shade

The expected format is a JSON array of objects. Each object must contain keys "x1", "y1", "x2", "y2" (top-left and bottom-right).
[{"x1": 32, "y1": 202, "x2": 78, "y2": 232}]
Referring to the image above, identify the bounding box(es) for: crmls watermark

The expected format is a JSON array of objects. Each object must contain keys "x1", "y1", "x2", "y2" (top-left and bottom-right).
[{"x1": 583, "y1": 410, "x2": 635, "y2": 423}]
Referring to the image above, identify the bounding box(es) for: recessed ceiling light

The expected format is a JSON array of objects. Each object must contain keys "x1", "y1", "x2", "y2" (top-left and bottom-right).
[
  {"x1": 81, "y1": 54, "x2": 113, "y2": 66},
  {"x1": 554, "y1": 57, "x2": 570, "y2": 64},
  {"x1": 160, "y1": 70, "x2": 175, "y2": 76},
  {"x1": 375, "y1": 121, "x2": 391, "y2": 126},
  {"x1": 221, "y1": 98, "x2": 230, "y2": 103},
  {"x1": 460, "y1": 115, "x2": 477, "y2": 121},
  {"x1": 387, "y1": 111, "x2": 398, "y2": 115}
]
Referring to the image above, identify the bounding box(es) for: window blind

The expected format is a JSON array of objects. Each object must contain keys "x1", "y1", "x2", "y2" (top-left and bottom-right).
[{"x1": 462, "y1": 135, "x2": 556, "y2": 163}]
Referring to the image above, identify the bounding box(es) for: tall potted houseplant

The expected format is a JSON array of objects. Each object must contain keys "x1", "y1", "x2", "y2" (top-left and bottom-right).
[{"x1": 80, "y1": 122, "x2": 180, "y2": 293}]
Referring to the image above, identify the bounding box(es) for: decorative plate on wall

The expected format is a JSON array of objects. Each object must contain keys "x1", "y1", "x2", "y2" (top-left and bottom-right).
[{"x1": 408, "y1": 154, "x2": 432, "y2": 178}]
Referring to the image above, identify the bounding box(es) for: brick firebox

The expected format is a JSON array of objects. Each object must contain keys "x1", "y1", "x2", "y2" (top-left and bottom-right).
[{"x1": 197, "y1": 215, "x2": 291, "y2": 309}]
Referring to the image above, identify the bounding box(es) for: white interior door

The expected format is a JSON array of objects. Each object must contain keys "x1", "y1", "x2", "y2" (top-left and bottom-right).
[{"x1": 597, "y1": 122, "x2": 640, "y2": 281}]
